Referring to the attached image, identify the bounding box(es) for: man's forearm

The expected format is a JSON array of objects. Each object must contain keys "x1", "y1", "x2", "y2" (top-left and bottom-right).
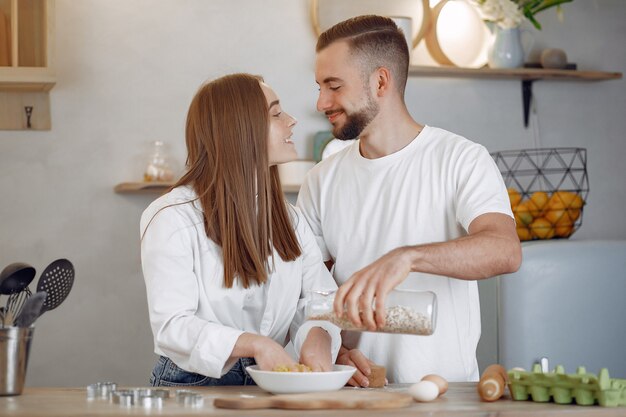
[{"x1": 405, "y1": 227, "x2": 521, "y2": 280}]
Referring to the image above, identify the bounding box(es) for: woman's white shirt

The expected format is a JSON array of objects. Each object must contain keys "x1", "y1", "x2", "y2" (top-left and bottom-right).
[{"x1": 140, "y1": 186, "x2": 340, "y2": 378}]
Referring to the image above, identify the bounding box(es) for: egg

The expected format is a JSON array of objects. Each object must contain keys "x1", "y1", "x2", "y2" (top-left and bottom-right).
[
  {"x1": 421, "y1": 374, "x2": 448, "y2": 396},
  {"x1": 409, "y1": 380, "x2": 439, "y2": 402}
]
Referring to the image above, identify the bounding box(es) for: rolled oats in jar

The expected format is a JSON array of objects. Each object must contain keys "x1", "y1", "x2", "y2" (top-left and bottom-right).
[{"x1": 305, "y1": 289, "x2": 437, "y2": 335}]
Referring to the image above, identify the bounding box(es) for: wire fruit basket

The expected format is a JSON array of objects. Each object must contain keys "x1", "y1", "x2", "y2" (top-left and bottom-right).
[{"x1": 490, "y1": 148, "x2": 589, "y2": 241}]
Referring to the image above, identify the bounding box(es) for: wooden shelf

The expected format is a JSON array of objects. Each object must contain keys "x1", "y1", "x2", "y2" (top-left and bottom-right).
[
  {"x1": 114, "y1": 182, "x2": 301, "y2": 195},
  {"x1": 0, "y1": 0, "x2": 56, "y2": 129},
  {"x1": 0, "y1": 68, "x2": 56, "y2": 92},
  {"x1": 408, "y1": 65, "x2": 622, "y2": 127},
  {"x1": 408, "y1": 65, "x2": 622, "y2": 81},
  {"x1": 114, "y1": 181, "x2": 175, "y2": 195}
]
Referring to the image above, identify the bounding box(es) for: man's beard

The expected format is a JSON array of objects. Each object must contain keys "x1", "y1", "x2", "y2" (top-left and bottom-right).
[{"x1": 332, "y1": 96, "x2": 379, "y2": 140}]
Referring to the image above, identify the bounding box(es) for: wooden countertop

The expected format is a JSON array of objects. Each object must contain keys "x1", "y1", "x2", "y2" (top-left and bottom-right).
[{"x1": 1, "y1": 383, "x2": 624, "y2": 416}]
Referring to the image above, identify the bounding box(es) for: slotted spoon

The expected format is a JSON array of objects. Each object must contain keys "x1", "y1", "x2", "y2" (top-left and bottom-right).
[{"x1": 36, "y1": 258, "x2": 75, "y2": 315}]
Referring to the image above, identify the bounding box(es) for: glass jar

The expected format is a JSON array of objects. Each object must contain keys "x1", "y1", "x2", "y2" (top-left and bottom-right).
[
  {"x1": 144, "y1": 141, "x2": 174, "y2": 182},
  {"x1": 305, "y1": 288, "x2": 437, "y2": 335}
]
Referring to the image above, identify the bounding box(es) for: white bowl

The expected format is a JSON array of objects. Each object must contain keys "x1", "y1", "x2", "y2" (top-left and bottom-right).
[{"x1": 245, "y1": 365, "x2": 356, "y2": 394}]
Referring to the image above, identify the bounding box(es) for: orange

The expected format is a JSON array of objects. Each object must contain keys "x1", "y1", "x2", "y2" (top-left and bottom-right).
[
  {"x1": 544, "y1": 208, "x2": 568, "y2": 225},
  {"x1": 513, "y1": 201, "x2": 533, "y2": 226},
  {"x1": 544, "y1": 208, "x2": 577, "y2": 238},
  {"x1": 555, "y1": 222, "x2": 574, "y2": 238},
  {"x1": 528, "y1": 191, "x2": 549, "y2": 217},
  {"x1": 530, "y1": 217, "x2": 555, "y2": 239},
  {"x1": 568, "y1": 208, "x2": 581, "y2": 222},
  {"x1": 507, "y1": 188, "x2": 522, "y2": 208},
  {"x1": 548, "y1": 191, "x2": 584, "y2": 210},
  {"x1": 516, "y1": 226, "x2": 532, "y2": 241}
]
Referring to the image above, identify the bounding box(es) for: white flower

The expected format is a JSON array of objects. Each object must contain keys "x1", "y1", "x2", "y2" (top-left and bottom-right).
[{"x1": 473, "y1": 0, "x2": 524, "y2": 29}]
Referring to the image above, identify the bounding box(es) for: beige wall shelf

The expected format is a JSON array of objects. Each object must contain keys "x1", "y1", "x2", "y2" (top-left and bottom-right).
[
  {"x1": 408, "y1": 65, "x2": 622, "y2": 127},
  {"x1": 114, "y1": 182, "x2": 301, "y2": 195},
  {"x1": 408, "y1": 65, "x2": 622, "y2": 81}
]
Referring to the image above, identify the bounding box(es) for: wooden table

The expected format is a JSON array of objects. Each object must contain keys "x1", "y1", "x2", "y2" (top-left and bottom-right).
[{"x1": 1, "y1": 383, "x2": 624, "y2": 416}]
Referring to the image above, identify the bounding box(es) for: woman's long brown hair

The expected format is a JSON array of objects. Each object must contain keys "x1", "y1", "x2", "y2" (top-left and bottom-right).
[{"x1": 163, "y1": 73, "x2": 301, "y2": 288}]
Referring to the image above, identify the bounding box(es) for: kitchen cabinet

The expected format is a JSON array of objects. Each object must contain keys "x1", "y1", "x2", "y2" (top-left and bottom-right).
[
  {"x1": 408, "y1": 65, "x2": 622, "y2": 127},
  {"x1": 0, "y1": 0, "x2": 55, "y2": 130},
  {"x1": 2, "y1": 384, "x2": 624, "y2": 416}
]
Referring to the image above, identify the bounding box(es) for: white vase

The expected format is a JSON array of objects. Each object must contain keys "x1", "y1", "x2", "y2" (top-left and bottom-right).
[{"x1": 488, "y1": 27, "x2": 525, "y2": 69}]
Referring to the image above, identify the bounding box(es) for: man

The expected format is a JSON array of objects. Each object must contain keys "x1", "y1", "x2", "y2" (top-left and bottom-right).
[{"x1": 296, "y1": 15, "x2": 521, "y2": 385}]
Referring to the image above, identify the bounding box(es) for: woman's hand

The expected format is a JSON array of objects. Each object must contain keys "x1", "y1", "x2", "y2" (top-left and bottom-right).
[
  {"x1": 299, "y1": 327, "x2": 333, "y2": 372},
  {"x1": 234, "y1": 333, "x2": 297, "y2": 371},
  {"x1": 336, "y1": 346, "x2": 383, "y2": 387},
  {"x1": 253, "y1": 336, "x2": 299, "y2": 371}
]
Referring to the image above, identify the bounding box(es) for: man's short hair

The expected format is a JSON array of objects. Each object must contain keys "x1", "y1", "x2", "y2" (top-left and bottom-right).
[{"x1": 316, "y1": 15, "x2": 410, "y2": 94}]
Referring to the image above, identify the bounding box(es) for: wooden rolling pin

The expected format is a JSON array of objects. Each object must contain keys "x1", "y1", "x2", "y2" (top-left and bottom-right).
[{"x1": 477, "y1": 364, "x2": 509, "y2": 402}]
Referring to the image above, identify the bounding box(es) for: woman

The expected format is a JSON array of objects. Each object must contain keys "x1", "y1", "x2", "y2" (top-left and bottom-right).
[{"x1": 140, "y1": 73, "x2": 340, "y2": 386}]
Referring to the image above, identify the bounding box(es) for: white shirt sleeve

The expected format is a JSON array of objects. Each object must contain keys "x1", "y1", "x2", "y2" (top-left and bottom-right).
[
  {"x1": 141, "y1": 205, "x2": 244, "y2": 378},
  {"x1": 454, "y1": 144, "x2": 514, "y2": 231},
  {"x1": 288, "y1": 207, "x2": 341, "y2": 362},
  {"x1": 296, "y1": 171, "x2": 332, "y2": 262}
]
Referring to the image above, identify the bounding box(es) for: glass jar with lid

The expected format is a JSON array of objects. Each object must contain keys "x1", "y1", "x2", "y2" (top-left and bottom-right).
[{"x1": 305, "y1": 288, "x2": 437, "y2": 335}]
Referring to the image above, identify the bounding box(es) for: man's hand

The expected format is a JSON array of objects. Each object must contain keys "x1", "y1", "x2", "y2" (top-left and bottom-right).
[
  {"x1": 334, "y1": 247, "x2": 412, "y2": 330},
  {"x1": 299, "y1": 327, "x2": 333, "y2": 372},
  {"x1": 336, "y1": 347, "x2": 383, "y2": 387}
]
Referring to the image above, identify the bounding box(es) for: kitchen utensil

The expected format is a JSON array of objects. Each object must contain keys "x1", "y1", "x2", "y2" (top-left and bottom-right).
[
  {"x1": 14, "y1": 291, "x2": 47, "y2": 328},
  {"x1": 0, "y1": 263, "x2": 36, "y2": 295},
  {"x1": 213, "y1": 390, "x2": 413, "y2": 410},
  {"x1": 36, "y1": 259, "x2": 74, "y2": 314},
  {"x1": 3, "y1": 288, "x2": 32, "y2": 327},
  {"x1": 86, "y1": 382, "x2": 117, "y2": 400},
  {"x1": 245, "y1": 364, "x2": 355, "y2": 395},
  {"x1": 0, "y1": 326, "x2": 35, "y2": 396}
]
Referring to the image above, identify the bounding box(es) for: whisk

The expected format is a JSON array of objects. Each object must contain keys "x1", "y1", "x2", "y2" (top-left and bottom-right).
[{"x1": 3, "y1": 287, "x2": 32, "y2": 326}]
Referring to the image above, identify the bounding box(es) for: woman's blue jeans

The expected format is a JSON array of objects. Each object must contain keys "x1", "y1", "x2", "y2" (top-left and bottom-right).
[{"x1": 150, "y1": 356, "x2": 257, "y2": 387}]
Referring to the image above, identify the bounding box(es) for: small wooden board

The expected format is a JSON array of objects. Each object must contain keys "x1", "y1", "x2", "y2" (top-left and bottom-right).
[{"x1": 213, "y1": 390, "x2": 413, "y2": 410}]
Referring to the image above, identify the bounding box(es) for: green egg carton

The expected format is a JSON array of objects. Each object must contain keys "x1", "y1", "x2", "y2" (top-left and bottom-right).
[{"x1": 508, "y1": 364, "x2": 626, "y2": 407}]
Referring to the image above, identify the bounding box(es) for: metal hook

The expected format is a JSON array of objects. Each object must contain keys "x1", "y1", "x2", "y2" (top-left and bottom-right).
[{"x1": 24, "y1": 106, "x2": 33, "y2": 129}]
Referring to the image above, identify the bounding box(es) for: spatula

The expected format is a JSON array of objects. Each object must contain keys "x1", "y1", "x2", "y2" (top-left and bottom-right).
[
  {"x1": 36, "y1": 259, "x2": 74, "y2": 314},
  {"x1": 14, "y1": 291, "x2": 47, "y2": 328}
]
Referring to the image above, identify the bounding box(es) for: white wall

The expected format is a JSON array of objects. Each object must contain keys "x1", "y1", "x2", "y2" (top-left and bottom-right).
[{"x1": 0, "y1": 0, "x2": 624, "y2": 386}]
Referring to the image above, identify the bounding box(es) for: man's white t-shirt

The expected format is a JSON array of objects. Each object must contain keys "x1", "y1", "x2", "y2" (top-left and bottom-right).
[{"x1": 297, "y1": 126, "x2": 513, "y2": 383}]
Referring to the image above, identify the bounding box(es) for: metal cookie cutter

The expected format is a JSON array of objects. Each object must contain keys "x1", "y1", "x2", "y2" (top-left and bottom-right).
[
  {"x1": 138, "y1": 394, "x2": 164, "y2": 408},
  {"x1": 86, "y1": 382, "x2": 118, "y2": 400},
  {"x1": 132, "y1": 388, "x2": 170, "y2": 401},
  {"x1": 111, "y1": 390, "x2": 134, "y2": 406},
  {"x1": 176, "y1": 390, "x2": 204, "y2": 407}
]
